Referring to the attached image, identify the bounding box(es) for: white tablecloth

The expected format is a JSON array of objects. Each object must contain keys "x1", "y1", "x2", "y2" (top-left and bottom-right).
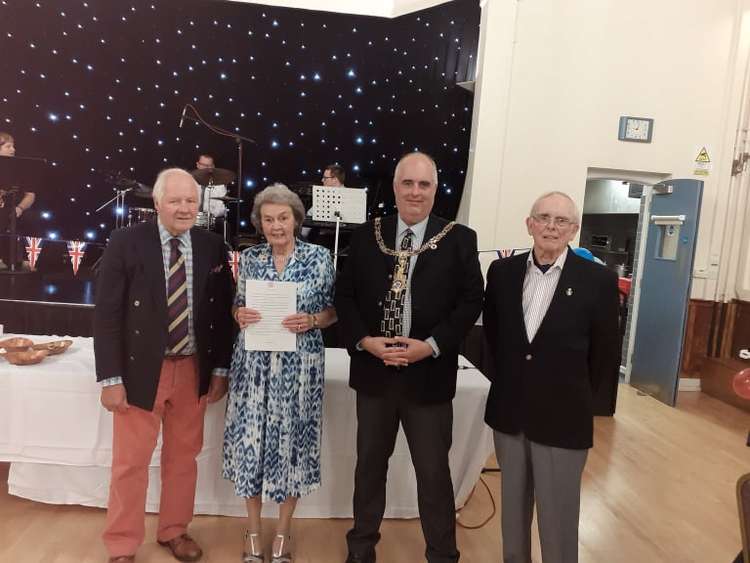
[{"x1": 0, "y1": 336, "x2": 493, "y2": 518}]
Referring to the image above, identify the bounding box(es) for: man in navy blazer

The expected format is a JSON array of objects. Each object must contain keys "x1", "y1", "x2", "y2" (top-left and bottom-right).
[
  {"x1": 483, "y1": 191, "x2": 620, "y2": 563},
  {"x1": 94, "y1": 168, "x2": 233, "y2": 563},
  {"x1": 336, "y1": 152, "x2": 483, "y2": 563}
]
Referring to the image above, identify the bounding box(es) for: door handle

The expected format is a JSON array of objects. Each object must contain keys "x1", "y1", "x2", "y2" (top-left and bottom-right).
[{"x1": 650, "y1": 214, "x2": 686, "y2": 225}]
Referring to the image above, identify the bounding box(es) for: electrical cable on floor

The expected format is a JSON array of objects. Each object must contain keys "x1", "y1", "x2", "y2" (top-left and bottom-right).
[{"x1": 456, "y1": 469, "x2": 498, "y2": 530}]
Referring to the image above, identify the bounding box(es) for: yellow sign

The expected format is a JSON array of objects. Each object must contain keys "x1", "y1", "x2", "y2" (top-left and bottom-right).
[
  {"x1": 694, "y1": 146, "x2": 711, "y2": 176},
  {"x1": 695, "y1": 147, "x2": 710, "y2": 163}
]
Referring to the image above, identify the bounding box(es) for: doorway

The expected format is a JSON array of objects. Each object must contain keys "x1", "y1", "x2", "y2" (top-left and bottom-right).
[
  {"x1": 581, "y1": 173, "x2": 658, "y2": 384},
  {"x1": 583, "y1": 169, "x2": 704, "y2": 407}
]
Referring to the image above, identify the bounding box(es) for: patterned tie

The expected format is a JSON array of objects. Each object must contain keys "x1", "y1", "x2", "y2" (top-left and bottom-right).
[
  {"x1": 167, "y1": 237, "x2": 189, "y2": 354},
  {"x1": 381, "y1": 229, "x2": 413, "y2": 338}
]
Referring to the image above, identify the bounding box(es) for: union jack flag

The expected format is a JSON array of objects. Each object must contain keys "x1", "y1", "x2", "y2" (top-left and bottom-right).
[
  {"x1": 67, "y1": 240, "x2": 87, "y2": 275},
  {"x1": 227, "y1": 250, "x2": 240, "y2": 282},
  {"x1": 496, "y1": 248, "x2": 515, "y2": 259},
  {"x1": 25, "y1": 237, "x2": 43, "y2": 270}
]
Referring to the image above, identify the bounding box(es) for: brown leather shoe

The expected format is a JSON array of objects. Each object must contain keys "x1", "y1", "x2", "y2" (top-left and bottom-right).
[
  {"x1": 157, "y1": 534, "x2": 203, "y2": 562},
  {"x1": 108, "y1": 557, "x2": 135, "y2": 563}
]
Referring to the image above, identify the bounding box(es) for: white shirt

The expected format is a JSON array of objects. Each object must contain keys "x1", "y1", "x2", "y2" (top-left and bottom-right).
[
  {"x1": 522, "y1": 248, "x2": 568, "y2": 342},
  {"x1": 396, "y1": 215, "x2": 427, "y2": 338}
]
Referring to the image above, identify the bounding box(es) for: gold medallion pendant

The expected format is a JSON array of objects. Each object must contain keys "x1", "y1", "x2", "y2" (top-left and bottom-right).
[{"x1": 391, "y1": 253, "x2": 410, "y2": 293}]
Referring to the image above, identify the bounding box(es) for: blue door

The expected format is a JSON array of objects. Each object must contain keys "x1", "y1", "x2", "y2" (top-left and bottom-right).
[{"x1": 629, "y1": 179, "x2": 703, "y2": 406}]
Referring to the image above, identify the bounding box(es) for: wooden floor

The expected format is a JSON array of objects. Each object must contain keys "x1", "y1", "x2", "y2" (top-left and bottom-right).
[{"x1": 1, "y1": 385, "x2": 749, "y2": 562}]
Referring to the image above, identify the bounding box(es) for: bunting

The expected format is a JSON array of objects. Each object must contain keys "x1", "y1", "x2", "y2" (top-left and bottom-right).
[
  {"x1": 25, "y1": 237, "x2": 43, "y2": 270},
  {"x1": 67, "y1": 240, "x2": 87, "y2": 275}
]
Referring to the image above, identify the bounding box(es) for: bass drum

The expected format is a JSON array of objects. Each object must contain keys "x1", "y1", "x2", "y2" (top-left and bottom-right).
[
  {"x1": 195, "y1": 211, "x2": 215, "y2": 230},
  {"x1": 127, "y1": 207, "x2": 156, "y2": 226}
]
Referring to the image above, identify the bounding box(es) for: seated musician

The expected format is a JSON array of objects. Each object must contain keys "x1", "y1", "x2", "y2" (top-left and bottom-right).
[
  {"x1": 194, "y1": 153, "x2": 227, "y2": 231},
  {"x1": 303, "y1": 164, "x2": 347, "y2": 246},
  {"x1": 0, "y1": 132, "x2": 35, "y2": 270}
]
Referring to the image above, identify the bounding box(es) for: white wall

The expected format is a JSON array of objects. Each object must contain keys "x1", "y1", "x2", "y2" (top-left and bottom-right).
[{"x1": 461, "y1": 0, "x2": 750, "y2": 300}]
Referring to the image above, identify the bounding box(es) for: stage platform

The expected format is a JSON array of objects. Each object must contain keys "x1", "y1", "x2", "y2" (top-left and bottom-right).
[{"x1": 0, "y1": 272, "x2": 95, "y2": 336}]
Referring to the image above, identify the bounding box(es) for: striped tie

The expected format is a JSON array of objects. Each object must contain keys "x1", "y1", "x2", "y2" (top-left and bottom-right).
[{"x1": 167, "y1": 237, "x2": 189, "y2": 354}]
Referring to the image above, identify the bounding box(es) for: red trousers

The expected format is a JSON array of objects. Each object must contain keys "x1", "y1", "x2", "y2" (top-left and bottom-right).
[{"x1": 102, "y1": 356, "x2": 206, "y2": 557}]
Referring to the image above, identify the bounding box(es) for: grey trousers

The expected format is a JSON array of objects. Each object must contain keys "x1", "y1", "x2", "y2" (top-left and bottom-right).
[{"x1": 493, "y1": 431, "x2": 588, "y2": 563}]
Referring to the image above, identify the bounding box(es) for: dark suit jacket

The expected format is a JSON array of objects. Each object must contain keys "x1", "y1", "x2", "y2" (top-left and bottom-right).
[
  {"x1": 482, "y1": 249, "x2": 620, "y2": 449},
  {"x1": 93, "y1": 222, "x2": 234, "y2": 410},
  {"x1": 335, "y1": 214, "x2": 484, "y2": 405}
]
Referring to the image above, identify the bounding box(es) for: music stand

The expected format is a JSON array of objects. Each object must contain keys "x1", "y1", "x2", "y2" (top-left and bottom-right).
[
  {"x1": 311, "y1": 186, "x2": 366, "y2": 268},
  {"x1": 0, "y1": 155, "x2": 48, "y2": 274}
]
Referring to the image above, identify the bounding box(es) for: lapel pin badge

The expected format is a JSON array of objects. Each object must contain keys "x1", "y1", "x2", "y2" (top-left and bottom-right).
[{"x1": 566, "y1": 287, "x2": 573, "y2": 296}]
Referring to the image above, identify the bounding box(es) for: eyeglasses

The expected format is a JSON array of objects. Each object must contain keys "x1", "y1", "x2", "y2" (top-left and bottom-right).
[
  {"x1": 532, "y1": 214, "x2": 575, "y2": 228},
  {"x1": 322, "y1": 175, "x2": 334, "y2": 180}
]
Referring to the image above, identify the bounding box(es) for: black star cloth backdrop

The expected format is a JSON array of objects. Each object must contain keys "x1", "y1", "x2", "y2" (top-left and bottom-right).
[{"x1": 0, "y1": 0, "x2": 478, "y2": 242}]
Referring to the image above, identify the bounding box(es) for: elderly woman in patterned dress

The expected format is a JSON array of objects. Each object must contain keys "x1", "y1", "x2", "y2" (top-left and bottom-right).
[{"x1": 223, "y1": 183, "x2": 337, "y2": 563}]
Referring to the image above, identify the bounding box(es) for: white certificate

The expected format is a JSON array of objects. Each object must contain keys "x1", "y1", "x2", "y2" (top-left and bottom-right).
[{"x1": 244, "y1": 279, "x2": 297, "y2": 352}]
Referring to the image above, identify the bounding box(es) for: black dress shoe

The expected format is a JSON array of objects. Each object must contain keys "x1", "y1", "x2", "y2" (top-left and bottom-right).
[{"x1": 345, "y1": 552, "x2": 375, "y2": 563}]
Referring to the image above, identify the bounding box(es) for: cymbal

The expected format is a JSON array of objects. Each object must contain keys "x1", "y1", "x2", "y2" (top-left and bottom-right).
[
  {"x1": 191, "y1": 167, "x2": 236, "y2": 186},
  {"x1": 131, "y1": 182, "x2": 153, "y2": 198},
  {"x1": 106, "y1": 173, "x2": 153, "y2": 197},
  {"x1": 210, "y1": 195, "x2": 242, "y2": 203},
  {"x1": 290, "y1": 184, "x2": 313, "y2": 196}
]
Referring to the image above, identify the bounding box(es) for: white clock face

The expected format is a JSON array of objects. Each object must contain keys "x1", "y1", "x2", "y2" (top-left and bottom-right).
[{"x1": 625, "y1": 118, "x2": 650, "y2": 140}]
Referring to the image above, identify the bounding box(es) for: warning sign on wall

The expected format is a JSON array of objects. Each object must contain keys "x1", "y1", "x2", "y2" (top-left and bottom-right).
[{"x1": 694, "y1": 147, "x2": 711, "y2": 176}]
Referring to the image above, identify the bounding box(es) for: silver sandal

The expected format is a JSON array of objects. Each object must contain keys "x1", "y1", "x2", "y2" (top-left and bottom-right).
[
  {"x1": 242, "y1": 531, "x2": 264, "y2": 563},
  {"x1": 270, "y1": 534, "x2": 293, "y2": 563}
]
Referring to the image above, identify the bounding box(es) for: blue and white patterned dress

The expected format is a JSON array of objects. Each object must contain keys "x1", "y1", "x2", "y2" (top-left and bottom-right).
[{"x1": 222, "y1": 240, "x2": 335, "y2": 503}]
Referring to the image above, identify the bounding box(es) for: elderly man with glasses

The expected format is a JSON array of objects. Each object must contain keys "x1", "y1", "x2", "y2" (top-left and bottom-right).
[{"x1": 482, "y1": 191, "x2": 620, "y2": 563}]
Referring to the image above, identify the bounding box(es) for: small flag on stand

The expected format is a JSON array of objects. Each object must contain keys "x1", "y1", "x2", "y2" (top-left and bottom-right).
[
  {"x1": 227, "y1": 250, "x2": 240, "y2": 282},
  {"x1": 67, "y1": 240, "x2": 87, "y2": 275}
]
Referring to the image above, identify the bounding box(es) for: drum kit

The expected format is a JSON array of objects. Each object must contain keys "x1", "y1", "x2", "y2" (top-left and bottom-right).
[{"x1": 97, "y1": 168, "x2": 241, "y2": 242}]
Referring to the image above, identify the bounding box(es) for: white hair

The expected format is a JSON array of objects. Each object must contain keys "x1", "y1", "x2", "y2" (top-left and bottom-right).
[
  {"x1": 529, "y1": 191, "x2": 581, "y2": 225},
  {"x1": 152, "y1": 168, "x2": 200, "y2": 206},
  {"x1": 250, "y1": 183, "x2": 306, "y2": 236},
  {"x1": 393, "y1": 151, "x2": 438, "y2": 187}
]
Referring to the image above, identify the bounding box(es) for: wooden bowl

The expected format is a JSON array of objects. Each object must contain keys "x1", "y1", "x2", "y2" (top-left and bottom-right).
[
  {"x1": 3, "y1": 349, "x2": 49, "y2": 365},
  {"x1": 32, "y1": 339, "x2": 73, "y2": 355},
  {"x1": 0, "y1": 337, "x2": 34, "y2": 352}
]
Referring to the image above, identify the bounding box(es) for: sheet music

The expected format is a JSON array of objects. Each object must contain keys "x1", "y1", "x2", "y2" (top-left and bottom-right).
[
  {"x1": 311, "y1": 185, "x2": 367, "y2": 223},
  {"x1": 244, "y1": 280, "x2": 297, "y2": 352}
]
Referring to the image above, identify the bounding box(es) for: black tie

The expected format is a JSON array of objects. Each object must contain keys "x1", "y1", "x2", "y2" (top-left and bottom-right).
[{"x1": 381, "y1": 229, "x2": 413, "y2": 338}]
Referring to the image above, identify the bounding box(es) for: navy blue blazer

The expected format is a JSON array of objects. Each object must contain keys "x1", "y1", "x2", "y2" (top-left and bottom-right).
[
  {"x1": 93, "y1": 221, "x2": 234, "y2": 410},
  {"x1": 482, "y1": 249, "x2": 620, "y2": 449}
]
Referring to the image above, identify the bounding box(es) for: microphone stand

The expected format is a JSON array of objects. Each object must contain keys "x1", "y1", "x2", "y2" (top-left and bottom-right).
[
  {"x1": 180, "y1": 104, "x2": 256, "y2": 243},
  {"x1": 2, "y1": 187, "x2": 25, "y2": 274},
  {"x1": 89, "y1": 184, "x2": 131, "y2": 274},
  {"x1": 96, "y1": 187, "x2": 132, "y2": 230}
]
